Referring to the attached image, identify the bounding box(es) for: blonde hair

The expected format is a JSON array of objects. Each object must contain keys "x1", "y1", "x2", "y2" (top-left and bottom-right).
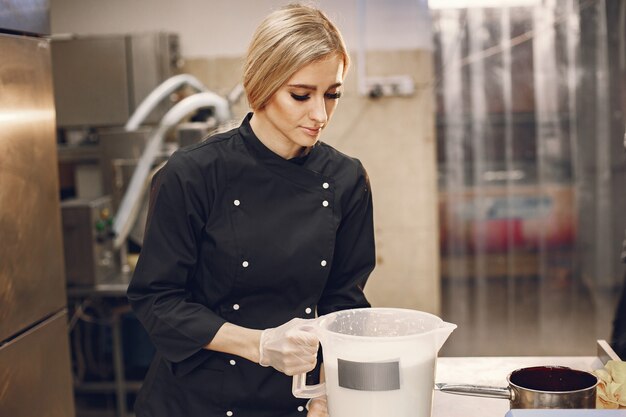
[{"x1": 243, "y1": 4, "x2": 350, "y2": 110}]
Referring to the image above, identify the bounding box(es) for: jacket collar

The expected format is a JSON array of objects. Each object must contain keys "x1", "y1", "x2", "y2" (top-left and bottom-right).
[
  {"x1": 238, "y1": 113, "x2": 319, "y2": 164},
  {"x1": 238, "y1": 113, "x2": 330, "y2": 188}
]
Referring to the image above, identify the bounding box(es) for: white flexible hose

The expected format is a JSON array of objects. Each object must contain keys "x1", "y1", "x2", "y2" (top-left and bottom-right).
[
  {"x1": 125, "y1": 74, "x2": 208, "y2": 131},
  {"x1": 113, "y1": 92, "x2": 231, "y2": 248}
]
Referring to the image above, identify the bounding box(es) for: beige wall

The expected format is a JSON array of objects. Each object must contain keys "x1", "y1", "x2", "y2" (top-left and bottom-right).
[
  {"x1": 50, "y1": 0, "x2": 432, "y2": 57},
  {"x1": 184, "y1": 49, "x2": 441, "y2": 314}
]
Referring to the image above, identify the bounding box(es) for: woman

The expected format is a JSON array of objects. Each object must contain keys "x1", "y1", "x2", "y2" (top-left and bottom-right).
[{"x1": 127, "y1": 4, "x2": 376, "y2": 417}]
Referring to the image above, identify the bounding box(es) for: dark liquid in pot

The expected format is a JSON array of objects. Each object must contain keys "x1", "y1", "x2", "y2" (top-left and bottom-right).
[{"x1": 510, "y1": 366, "x2": 597, "y2": 392}]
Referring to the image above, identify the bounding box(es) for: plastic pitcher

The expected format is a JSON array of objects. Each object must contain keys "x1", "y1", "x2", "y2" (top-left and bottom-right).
[{"x1": 292, "y1": 308, "x2": 456, "y2": 417}]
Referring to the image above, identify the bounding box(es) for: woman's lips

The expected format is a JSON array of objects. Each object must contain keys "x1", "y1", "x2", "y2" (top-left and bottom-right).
[{"x1": 301, "y1": 126, "x2": 322, "y2": 136}]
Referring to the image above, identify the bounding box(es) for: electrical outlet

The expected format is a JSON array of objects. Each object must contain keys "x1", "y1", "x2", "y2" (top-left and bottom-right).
[{"x1": 365, "y1": 75, "x2": 415, "y2": 98}]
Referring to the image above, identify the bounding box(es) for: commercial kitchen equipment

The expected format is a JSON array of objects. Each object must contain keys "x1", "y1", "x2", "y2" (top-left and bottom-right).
[
  {"x1": 0, "y1": 1, "x2": 75, "y2": 415},
  {"x1": 124, "y1": 73, "x2": 208, "y2": 131},
  {"x1": 53, "y1": 31, "x2": 182, "y2": 215},
  {"x1": 112, "y1": 90, "x2": 231, "y2": 249},
  {"x1": 61, "y1": 196, "x2": 117, "y2": 286},
  {"x1": 51, "y1": 32, "x2": 181, "y2": 128}
]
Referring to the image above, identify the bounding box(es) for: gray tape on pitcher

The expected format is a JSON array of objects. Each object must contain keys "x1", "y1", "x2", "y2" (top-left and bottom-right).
[{"x1": 337, "y1": 358, "x2": 400, "y2": 391}]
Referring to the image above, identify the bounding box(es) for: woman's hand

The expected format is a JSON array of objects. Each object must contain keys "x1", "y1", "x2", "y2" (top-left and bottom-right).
[
  {"x1": 259, "y1": 318, "x2": 319, "y2": 376},
  {"x1": 307, "y1": 396, "x2": 329, "y2": 417}
]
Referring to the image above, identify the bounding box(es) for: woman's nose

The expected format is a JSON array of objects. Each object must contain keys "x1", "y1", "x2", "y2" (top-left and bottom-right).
[{"x1": 309, "y1": 97, "x2": 328, "y2": 124}]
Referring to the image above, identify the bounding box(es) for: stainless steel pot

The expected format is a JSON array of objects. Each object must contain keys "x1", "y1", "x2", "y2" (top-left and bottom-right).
[{"x1": 436, "y1": 366, "x2": 598, "y2": 409}]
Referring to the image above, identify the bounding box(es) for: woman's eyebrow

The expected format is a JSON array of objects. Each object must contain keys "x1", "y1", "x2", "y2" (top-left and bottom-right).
[{"x1": 287, "y1": 82, "x2": 343, "y2": 90}]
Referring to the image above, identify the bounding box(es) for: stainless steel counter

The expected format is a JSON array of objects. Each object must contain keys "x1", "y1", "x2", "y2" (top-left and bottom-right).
[{"x1": 433, "y1": 345, "x2": 619, "y2": 417}]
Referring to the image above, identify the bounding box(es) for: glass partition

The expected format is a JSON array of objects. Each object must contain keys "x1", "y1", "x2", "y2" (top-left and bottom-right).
[{"x1": 432, "y1": 0, "x2": 626, "y2": 355}]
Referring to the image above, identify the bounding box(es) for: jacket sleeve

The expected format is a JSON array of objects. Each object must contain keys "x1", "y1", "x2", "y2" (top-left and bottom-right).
[
  {"x1": 318, "y1": 161, "x2": 375, "y2": 316},
  {"x1": 127, "y1": 151, "x2": 226, "y2": 370}
]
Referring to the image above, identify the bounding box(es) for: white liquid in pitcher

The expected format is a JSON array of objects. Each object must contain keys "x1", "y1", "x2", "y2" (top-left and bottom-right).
[{"x1": 323, "y1": 358, "x2": 436, "y2": 417}]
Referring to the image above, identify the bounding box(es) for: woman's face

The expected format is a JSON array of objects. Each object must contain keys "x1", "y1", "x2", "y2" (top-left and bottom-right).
[{"x1": 253, "y1": 54, "x2": 344, "y2": 159}]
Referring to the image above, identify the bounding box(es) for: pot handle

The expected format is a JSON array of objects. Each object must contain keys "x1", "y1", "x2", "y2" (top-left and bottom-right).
[{"x1": 435, "y1": 383, "x2": 512, "y2": 400}]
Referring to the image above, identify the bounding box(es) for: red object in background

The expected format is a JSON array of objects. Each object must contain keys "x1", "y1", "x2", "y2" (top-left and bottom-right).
[
  {"x1": 470, "y1": 219, "x2": 525, "y2": 252},
  {"x1": 439, "y1": 185, "x2": 576, "y2": 254}
]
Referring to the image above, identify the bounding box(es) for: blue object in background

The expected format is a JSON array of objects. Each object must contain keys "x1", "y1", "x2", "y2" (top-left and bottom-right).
[{"x1": 506, "y1": 411, "x2": 626, "y2": 417}]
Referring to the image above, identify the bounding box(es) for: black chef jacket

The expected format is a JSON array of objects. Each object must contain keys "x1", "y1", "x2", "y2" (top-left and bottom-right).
[{"x1": 127, "y1": 113, "x2": 376, "y2": 417}]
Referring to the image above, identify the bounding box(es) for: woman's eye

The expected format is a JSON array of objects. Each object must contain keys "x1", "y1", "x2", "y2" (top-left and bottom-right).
[
  {"x1": 290, "y1": 93, "x2": 310, "y2": 101},
  {"x1": 325, "y1": 92, "x2": 342, "y2": 100}
]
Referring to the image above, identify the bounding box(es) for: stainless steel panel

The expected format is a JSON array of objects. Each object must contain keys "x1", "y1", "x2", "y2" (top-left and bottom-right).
[
  {"x1": 111, "y1": 161, "x2": 153, "y2": 245},
  {"x1": 176, "y1": 121, "x2": 215, "y2": 148},
  {"x1": 98, "y1": 128, "x2": 150, "y2": 202},
  {"x1": 0, "y1": 0, "x2": 50, "y2": 35},
  {"x1": 0, "y1": 33, "x2": 66, "y2": 342},
  {"x1": 0, "y1": 310, "x2": 75, "y2": 417},
  {"x1": 99, "y1": 128, "x2": 169, "y2": 245},
  {"x1": 51, "y1": 36, "x2": 130, "y2": 126},
  {"x1": 51, "y1": 33, "x2": 180, "y2": 128},
  {"x1": 61, "y1": 196, "x2": 116, "y2": 286},
  {"x1": 129, "y1": 33, "x2": 180, "y2": 123}
]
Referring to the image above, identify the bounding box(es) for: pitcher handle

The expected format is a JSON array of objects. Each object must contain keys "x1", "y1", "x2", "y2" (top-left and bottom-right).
[
  {"x1": 292, "y1": 372, "x2": 326, "y2": 398},
  {"x1": 291, "y1": 321, "x2": 325, "y2": 399}
]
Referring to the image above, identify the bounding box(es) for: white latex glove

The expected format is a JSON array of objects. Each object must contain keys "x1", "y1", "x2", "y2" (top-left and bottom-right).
[
  {"x1": 306, "y1": 396, "x2": 329, "y2": 417},
  {"x1": 259, "y1": 318, "x2": 319, "y2": 376}
]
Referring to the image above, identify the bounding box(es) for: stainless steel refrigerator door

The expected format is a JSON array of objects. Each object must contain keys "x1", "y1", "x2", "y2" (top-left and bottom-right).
[
  {"x1": 0, "y1": 310, "x2": 75, "y2": 417},
  {"x1": 0, "y1": 33, "x2": 66, "y2": 342}
]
